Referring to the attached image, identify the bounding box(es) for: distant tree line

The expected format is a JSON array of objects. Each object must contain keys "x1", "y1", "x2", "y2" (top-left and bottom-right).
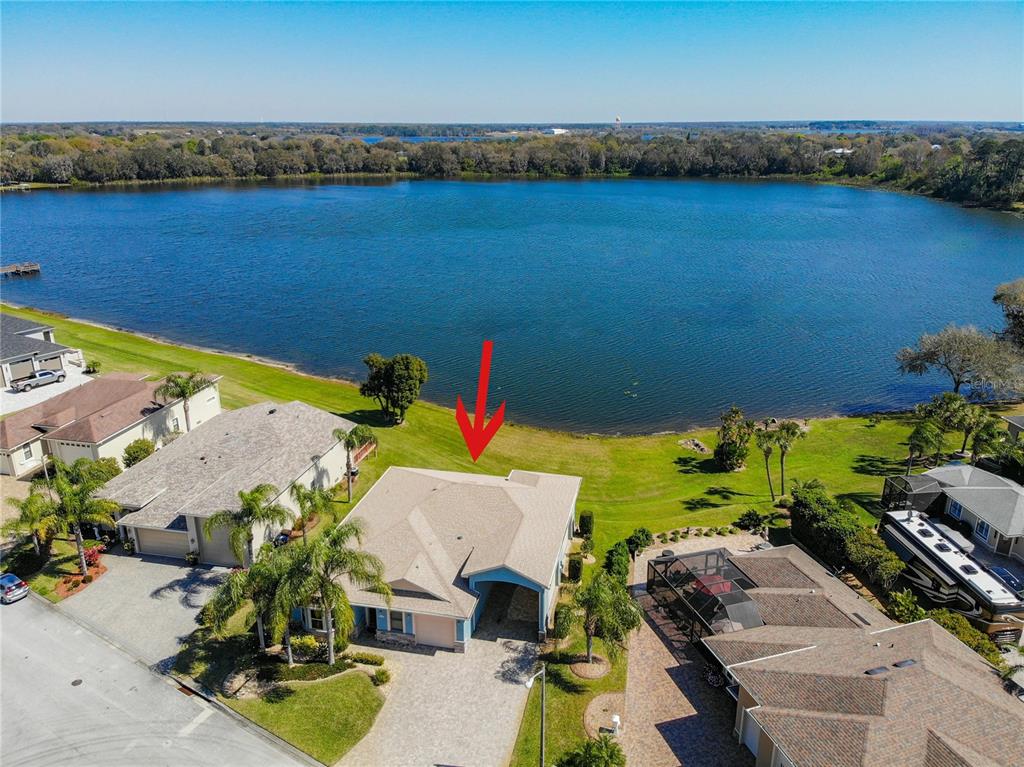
[{"x1": 2, "y1": 128, "x2": 1022, "y2": 209}]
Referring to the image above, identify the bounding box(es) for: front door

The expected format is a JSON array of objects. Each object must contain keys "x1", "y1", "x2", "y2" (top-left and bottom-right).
[{"x1": 996, "y1": 533, "x2": 1012, "y2": 555}]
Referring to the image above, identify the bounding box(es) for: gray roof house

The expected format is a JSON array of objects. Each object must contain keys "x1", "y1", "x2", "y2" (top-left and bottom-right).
[
  {"x1": 102, "y1": 401, "x2": 355, "y2": 566},
  {"x1": 1, "y1": 312, "x2": 81, "y2": 388},
  {"x1": 307, "y1": 466, "x2": 581, "y2": 652}
]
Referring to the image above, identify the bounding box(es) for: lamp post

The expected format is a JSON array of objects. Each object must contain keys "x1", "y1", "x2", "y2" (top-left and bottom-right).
[{"x1": 524, "y1": 663, "x2": 546, "y2": 767}]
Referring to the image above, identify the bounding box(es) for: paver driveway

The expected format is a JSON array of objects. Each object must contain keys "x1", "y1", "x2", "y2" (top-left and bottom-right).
[
  {"x1": 59, "y1": 548, "x2": 227, "y2": 669},
  {"x1": 341, "y1": 612, "x2": 538, "y2": 767}
]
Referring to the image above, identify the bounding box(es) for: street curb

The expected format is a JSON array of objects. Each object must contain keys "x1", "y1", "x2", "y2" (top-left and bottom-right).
[{"x1": 30, "y1": 591, "x2": 322, "y2": 767}]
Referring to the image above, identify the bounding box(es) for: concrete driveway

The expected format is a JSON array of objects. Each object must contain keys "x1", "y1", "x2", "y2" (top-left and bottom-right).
[
  {"x1": 341, "y1": 607, "x2": 538, "y2": 767},
  {"x1": 59, "y1": 549, "x2": 227, "y2": 669},
  {"x1": 0, "y1": 366, "x2": 92, "y2": 415}
]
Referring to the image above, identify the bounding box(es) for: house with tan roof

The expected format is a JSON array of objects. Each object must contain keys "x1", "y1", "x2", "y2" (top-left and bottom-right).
[
  {"x1": 0, "y1": 373, "x2": 221, "y2": 478},
  {"x1": 102, "y1": 401, "x2": 355, "y2": 565},
  {"x1": 648, "y1": 545, "x2": 1024, "y2": 767},
  {"x1": 313, "y1": 466, "x2": 581, "y2": 652}
]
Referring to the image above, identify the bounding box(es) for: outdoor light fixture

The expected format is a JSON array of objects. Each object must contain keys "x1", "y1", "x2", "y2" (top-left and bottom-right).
[{"x1": 523, "y1": 664, "x2": 546, "y2": 767}]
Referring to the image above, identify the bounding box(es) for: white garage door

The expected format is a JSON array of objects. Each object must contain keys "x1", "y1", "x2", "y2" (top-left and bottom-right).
[
  {"x1": 136, "y1": 528, "x2": 189, "y2": 559},
  {"x1": 741, "y1": 707, "x2": 761, "y2": 757},
  {"x1": 414, "y1": 613, "x2": 455, "y2": 649},
  {"x1": 199, "y1": 525, "x2": 241, "y2": 566}
]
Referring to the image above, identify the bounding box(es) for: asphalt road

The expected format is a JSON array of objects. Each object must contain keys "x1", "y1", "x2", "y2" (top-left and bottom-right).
[{"x1": 1, "y1": 596, "x2": 307, "y2": 767}]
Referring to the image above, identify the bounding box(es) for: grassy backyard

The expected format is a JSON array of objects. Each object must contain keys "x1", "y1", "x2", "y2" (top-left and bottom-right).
[{"x1": 6, "y1": 303, "x2": 1021, "y2": 765}]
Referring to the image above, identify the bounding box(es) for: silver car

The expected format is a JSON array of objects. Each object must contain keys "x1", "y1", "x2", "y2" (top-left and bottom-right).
[
  {"x1": 0, "y1": 573, "x2": 29, "y2": 604},
  {"x1": 15, "y1": 369, "x2": 65, "y2": 392}
]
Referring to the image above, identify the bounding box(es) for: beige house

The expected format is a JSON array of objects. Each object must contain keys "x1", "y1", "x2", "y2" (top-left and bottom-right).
[
  {"x1": 1, "y1": 313, "x2": 83, "y2": 389},
  {"x1": 316, "y1": 467, "x2": 581, "y2": 652},
  {"x1": 102, "y1": 401, "x2": 355, "y2": 565},
  {"x1": 0, "y1": 373, "x2": 221, "y2": 478}
]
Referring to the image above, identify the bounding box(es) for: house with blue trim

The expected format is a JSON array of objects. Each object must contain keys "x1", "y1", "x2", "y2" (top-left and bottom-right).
[{"x1": 300, "y1": 466, "x2": 581, "y2": 651}]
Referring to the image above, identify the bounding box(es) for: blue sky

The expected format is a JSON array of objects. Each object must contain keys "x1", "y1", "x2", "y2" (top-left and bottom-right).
[{"x1": 2, "y1": 2, "x2": 1020, "y2": 123}]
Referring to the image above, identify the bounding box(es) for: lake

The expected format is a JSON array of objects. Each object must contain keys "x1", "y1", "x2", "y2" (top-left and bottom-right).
[{"x1": 2, "y1": 178, "x2": 1022, "y2": 433}]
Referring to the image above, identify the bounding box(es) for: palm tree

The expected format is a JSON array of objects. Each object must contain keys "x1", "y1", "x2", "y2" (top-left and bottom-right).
[
  {"x1": 36, "y1": 458, "x2": 118, "y2": 575},
  {"x1": 572, "y1": 570, "x2": 642, "y2": 664},
  {"x1": 154, "y1": 371, "x2": 214, "y2": 432},
  {"x1": 286, "y1": 518, "x2": 391, "y2": 665},
  {"x1": 2, "y1": 492, "x2": 58, "y2": 556},
  {"x1": 753, "y1": 428, "x2": 776, "y2": 502},
  {"x1": 951, "y1": 402, "x2": 987, "y2": 454},
  {"x1": 333, "y1": 424, "x2": 377, "y2": 502},
  {"x1": 774, "y1": 420, "x2": 805, "y2": 494},
  {"x1": 288, "y1": 484, "x2": 334, "y2": 544},
  {"x1": 906, "y1": 420, "x2": 944, "y2": 475},
  {"x1": 969, "y1": 416, "x2": 1005, "y2": 464},
  {"x1": 204, "y1": 545, "x2": 281, "y2": 652},
  {"x1": 790, "y1": 477, "x2": 826, "y2": 494},
  {"x1": 203, "y1": 484, "x2": 291, "y2": 566}
]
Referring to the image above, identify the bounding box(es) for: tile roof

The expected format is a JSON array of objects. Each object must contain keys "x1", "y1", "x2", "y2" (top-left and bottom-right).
[
  {"x1": 341, "y1": 466, "x2": 581, "y2": 620},
  {"x1": 0, "y1": 373, "x2": 162, "y2": 450},
  {"x1": 105, "y1": 401, "x2": 354, "y2": 530}
]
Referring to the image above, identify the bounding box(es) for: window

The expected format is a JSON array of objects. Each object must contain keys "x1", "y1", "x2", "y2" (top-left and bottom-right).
[
  {"x1": 390, "y1": 610, "x2": 405, "y2": 633},
  {"x1": 21, "y1": 443, "x2": 32, "y2": 461},
  {"x1": 309, "y1": 608, "x2": 325, "y2": 632},
  {"x1": 974, "y1": 520, "x2": 991, "y2": 541},
  {"x1": 172, "y1": 417, "x2": 180, "y2": 431},
  {"x1": 948, "y1": 500, "x2": 962, "y2": 520}
]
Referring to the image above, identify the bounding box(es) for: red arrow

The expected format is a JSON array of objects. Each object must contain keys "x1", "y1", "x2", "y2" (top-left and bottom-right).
[{"x1": 455, "y1": 340, "x2": 506, "y2": 461}]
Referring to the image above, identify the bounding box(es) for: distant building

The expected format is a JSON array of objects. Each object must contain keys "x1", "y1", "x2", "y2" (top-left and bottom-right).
[
  {"x1": 614, "y1": 116, "x2": 622, "y2": 130},
  {"x1": 541, "y1": 127, "x2": 569, "y2": 136}
]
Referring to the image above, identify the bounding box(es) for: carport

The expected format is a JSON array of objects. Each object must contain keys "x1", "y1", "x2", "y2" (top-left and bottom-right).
[{"x1": 469, "y1": 569, "x2": 548, "y2": 640}]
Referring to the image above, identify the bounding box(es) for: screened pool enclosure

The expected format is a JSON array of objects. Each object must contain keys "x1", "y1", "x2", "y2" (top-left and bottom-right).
[{"x1": 646, "y1": 548, "x2": 765, "y2": 643}]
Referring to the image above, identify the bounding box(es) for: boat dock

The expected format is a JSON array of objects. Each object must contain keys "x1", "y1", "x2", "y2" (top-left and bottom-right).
[{"x1": 0, "y1": 262, "x2": 41, "y2": 277}]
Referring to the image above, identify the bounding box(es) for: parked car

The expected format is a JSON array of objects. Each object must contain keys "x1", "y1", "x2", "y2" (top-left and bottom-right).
[
  {"x1": 15, "y1": 369, "x2": 65, "y2": 392},
  {"x1": 0, "y1": 573, "x2": 29, "y2": 604},
  {"x1": 990, "y1": 566, "x2": 1024, "y2": 594},
  {"x1": 273, "y1": 531, "x2": 291, "y2": 547}
]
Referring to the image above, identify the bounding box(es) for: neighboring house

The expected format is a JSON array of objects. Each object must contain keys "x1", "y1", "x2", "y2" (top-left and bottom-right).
[
  {"x1": 307, "y1": 467, "x2": 581, "y2": 652},
  {"x1": 881, "y1": 464, "x2": 1024, "y2": 642},
  {"x1": 1, "y1": 312, "x2": 83, "y2": 388},
  {"x1": 102, "y1": 401, "x2": 355, "y2": 566},
  {"x1": 1001, "y1": 415, "x2": 1024, "y2": 442},
  {"x1": 0, "y1": 373, "x2": 221, "y2": 478},
  {"x1": 649, "y1": 546, "x2": 1024, "y2": 767}
]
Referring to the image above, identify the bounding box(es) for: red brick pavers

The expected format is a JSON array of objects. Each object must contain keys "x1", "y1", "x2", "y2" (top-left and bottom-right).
[{"x1": 623, "y1": 552, "x2": 754, "y2": 767}]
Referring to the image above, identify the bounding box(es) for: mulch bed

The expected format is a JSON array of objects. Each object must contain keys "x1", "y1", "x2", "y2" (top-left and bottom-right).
[
  {"x1": 584, "y1": 692, "x2": 625, "y2": 738},
  {"x1": 570, "y1": 654, "x2": 611, "y2": 680},
  {"x1": 54, "y1": 562, "x2": 107, "y2": 600}
]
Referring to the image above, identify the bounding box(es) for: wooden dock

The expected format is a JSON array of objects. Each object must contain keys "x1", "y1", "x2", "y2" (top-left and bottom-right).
[{"x1": 0, "y1": 262, "x2": 40, "y2": 277}]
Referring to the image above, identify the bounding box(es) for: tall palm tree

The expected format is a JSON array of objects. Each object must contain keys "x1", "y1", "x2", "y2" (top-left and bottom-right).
[
  {"x1": 36, "y1": 458, "x2": 119, "y2": 575},
  {"x1": 288, "y1": 484, "x2": 334, "y2": 544},
  {"x1": 774, "y1": 420, "x2": 805, "y2": 495},
  {"x1": 154, "y1": 371, "x2": 214, "y2": 432},
  {"x1": 906, "y1": 420, "x2": 944, "y2": 475},
  {"x1": 204, "y1": 544, "x2": 281, "y2": 652},
  {"x1": 2, "y1": 492, "x2": 58, "y2": 556},
  {"x1": 333, "y1": 424, "x2": 377, "y2": 502},
  {"x1": 969, "y1": 416, "x2": 1005, "y2": 465},
  {"x1": 572, "y1": 570, "x2": 642, "y2": 664},
  {"x1": 203, "y1": 484, "x2": 291, "y2": 566},
  {"x1": 286, "y1": 518, "x2": 391, "y2": 665},
  {"x1": 753, "y1": 428, "x2": 776, "y2": 502}
]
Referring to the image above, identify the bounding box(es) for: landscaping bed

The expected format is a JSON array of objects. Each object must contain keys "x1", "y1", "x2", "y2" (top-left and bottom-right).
[{"x1": 2, "y1": 536, "x2": 103, "y2": 603}]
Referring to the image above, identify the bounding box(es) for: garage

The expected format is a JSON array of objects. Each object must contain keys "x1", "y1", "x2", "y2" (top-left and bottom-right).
[
  {"x1": 135, "y1": 527, "x2": 189, "y2": 559},
  {"x1": 39, "y1": 357, "x2": 65, "y2": 372},
  {"x1": 199, "y1": 525, "x2": 241, "y2": 566},
  {"x1": 8, "y1": 360, "x2": 34, "y2": 382},
  {"x1": 414, "y1": 613, "x2": 455, "y2": 649}
]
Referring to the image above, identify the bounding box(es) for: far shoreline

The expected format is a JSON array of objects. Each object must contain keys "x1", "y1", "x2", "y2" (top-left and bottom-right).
[{"x1": 7, "y1": 301, "x2": 1017, "y2": 438}]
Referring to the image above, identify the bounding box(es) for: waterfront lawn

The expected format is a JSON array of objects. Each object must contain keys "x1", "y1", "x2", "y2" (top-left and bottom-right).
[
  {"x1": 2, "y1": 536, "x2": 100, "y2": 603},
  {"x1": 227, "y1": 674, "x2": 383, "y2": 765}
]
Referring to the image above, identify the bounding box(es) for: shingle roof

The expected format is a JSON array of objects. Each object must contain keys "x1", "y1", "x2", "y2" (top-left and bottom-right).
[
  {"x1": 341, "y1": 467, "x2": 581, "y2": 620},
  {"x1": 104, "y1": 401, "x2": 354, "y2": 530},
  {"x1": 942, "y1": 486, "x2": 1024, "y2": 537},
  {"x1": 1, "y1": 312, "x2": 67, "y2": 363},
  {"x1": 0, "y1": 373, "x2": 162, "y2": 450}
]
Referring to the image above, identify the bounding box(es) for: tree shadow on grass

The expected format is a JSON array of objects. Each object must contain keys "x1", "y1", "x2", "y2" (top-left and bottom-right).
[
  {"x1": 337, "y1": 409, "x2": 392, "y2": 428},
  {"x1": 704, "y1": 485, "x2": 754, "y2": 500},
  {"x1": 681, "y1": 497, "x2": 723, "y2": 512},
  {"x1": 853, "y1": 454, "x2": 906, "y2": 477},
  {"x1": 536, "y1": 650, "x2": 589, "y2": 695},
  {"x1": 673, "y1": 456, "x2": 719, "y2": 475},
  {"x1": 837, "y1": 492, "x2": 884, "y2": 519},
  {"x1": 262, "y1": 684, "x2": 297, "y2": 704}
]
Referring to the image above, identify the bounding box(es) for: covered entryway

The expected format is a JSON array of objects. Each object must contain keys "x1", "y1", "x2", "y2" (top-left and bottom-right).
[
  {"x1": 198, "y1": 525, "x2": 240, "y2": 567},
  {"x1": 414, "y1": 613, "x2": 456, "y2": 649},
  {"x1": 473, "y1": 582, "x2": 542, "y2": 642},
  {"x1": 135, "y1": 528, "x2": 189, "y2": 559}
]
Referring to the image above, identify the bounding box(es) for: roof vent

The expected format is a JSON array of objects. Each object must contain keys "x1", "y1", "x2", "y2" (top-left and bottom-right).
[
  {"x1": 865, "y1": 667, "x2": 889, "y2": 676},
  {"x1": 893, "y1": 659, "x2": 917, "y2": 668},
  {"x1": 960, "y1": 564, "x2": 979, "y2": 575}
]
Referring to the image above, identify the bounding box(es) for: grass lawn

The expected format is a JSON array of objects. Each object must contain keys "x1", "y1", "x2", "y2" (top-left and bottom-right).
[
  {"x1": 227, "y1": 673, "x2": 383, "y2": 764},
  {"x1": 2, "y1": 536, "x2": 101, "y2": 603}
]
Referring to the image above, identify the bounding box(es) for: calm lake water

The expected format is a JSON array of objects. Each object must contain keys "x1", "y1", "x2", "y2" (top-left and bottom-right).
[{"x1": 2, "y1": 179, "x2": 1022, "y2": 433}]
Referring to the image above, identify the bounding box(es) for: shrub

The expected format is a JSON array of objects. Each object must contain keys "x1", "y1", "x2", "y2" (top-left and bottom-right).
[
  {"x1": 717, "y1": 526, "x2": 730, "y2": 535},
  {"x1": 846, "y1": 528, "x2": 905, "y2": 590},
  {"x1": 887, "y1": 589, "x2": 926, "y2": 623},
  {"x1": 603, "y1": 541, "x2": 631, "y2": 586},
  {"x1": 372, "y1": 667, "x2": 391, "y2": 686},
  {"x1": 702, "y1": 529, "x2": 714, "y2": 537},
  {"x1": 122, "y1": 539, "x2": 135, "y2": 555},
  {"x1": 776, "y1": 495, "x2": 793, "y2": 508},
  {"x1": 83, "y1": 545, "x2": 105, "y2": 568},
  {"x1": 82, "y1": 574, "x2": 94, "y2": 584},
  {"x1": 578, "y1": 511, "x2": 595, "y2": 538},
  {"x1": 567, "y1": 555, "x2": 583, "y2": 582},
  {"x1": 580, "y1": 536, "x2": 594, "y2": 557},
  {"x1": 84, "y1": 359, "x2": 101, "y2": 374},
  {"x1": 927, "y1": 609, "x2": 1006, "y2": 669},
  {"x1": 185, "y1": 550, "x2": 200, "y2": 567},
  {"x1": 70, "y1": 579, "x2": 81, "y2": 590},
  {"x1": 122, "y1": 437, "x2": 155, "y2": 468},
  {"x1": 334, "y1": 631, "x2": 349, "y2": 654},
  {"x1": 713, "y1": 406, "x2": 756, "y2": 471},
  {"x1": 789, "y1": 487, "x2": 861, "y2": 568},
  {"x1": 290, "y1": 634, "x2": 325, "y2": 661},
  {"x1": 345, "y1": 651, "x2": 385, "y2": 666},
  {"x1": 552, "y1": 604, "x2": 574, "y2": 642},
  {"x1": 259, "y1": 657, "x2": 354, "y2": 682},
  {"x1": 626, "y1": 528, "x2": 653, "y2": 557},
  {"x1": 680, "y1": 532, "x2": 689, "y2": 539},
  {"x1": 556, "y1": 733, "x2": 626, "y2": 767},
  {"x1": 736, "y1": 509, "x2": 766, "y2": 530}
]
